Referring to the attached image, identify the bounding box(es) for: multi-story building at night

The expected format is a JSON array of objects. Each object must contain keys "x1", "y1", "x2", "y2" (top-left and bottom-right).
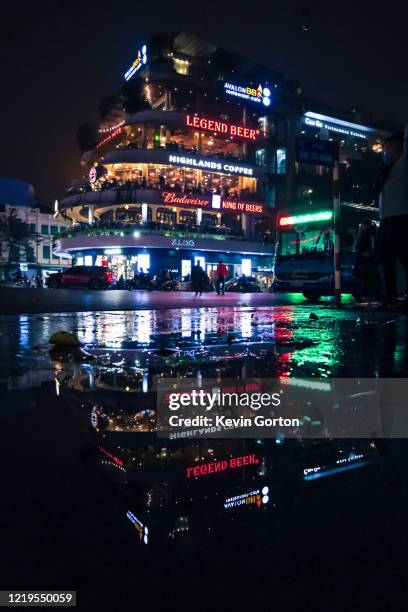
[
  {"x1": 55, "y1": 32, "x2": 389, "y2": 283},
  {"x1": 0, "y1": 178, "x2": 69, "y2": 280}
]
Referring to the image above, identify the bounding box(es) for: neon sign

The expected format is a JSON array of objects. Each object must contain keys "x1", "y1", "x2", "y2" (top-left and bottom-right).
[
  {"x1": 187, "y1": 453, "x2": 259, "y2": 478},
  {"x1": 224, "y1": 486, "x2": 270, "y2": 509},
  {"x1": 89, "y1": 167, "x2": 97, "y2": 184},
  {"x1": 279, "y1": 210, "x2": 332, "y2": 227},
  {"x1": 224, "y1": 82, "x2": 271, "y2": 106},
  {"x1": 168, "y1": 154, "x2": 254, "y2": 176},
  {"x1": 171, "y1": 238, "x2": 195, "y2": 247},
  {"x1": 96, "y1": 126, "x2": 122, "y2": 148},
  {"x1": 302, "y1": 111, "x2": 374, "y2": 139},
  {"x1": 186, "y1": 115, "x2": 258, "y2": 140},
  {"x1": 124, "y1": 45, "x2": 147, "y2": 81},
  {"x1": 162, "y1": 192, "x2": 210, "y2": 208},
  {"x1": 162, "y1": 192, "x2": 265, "y2": 216},
  {"x1": 221, "y1": 200, "x2": 264, "y2": 215}
]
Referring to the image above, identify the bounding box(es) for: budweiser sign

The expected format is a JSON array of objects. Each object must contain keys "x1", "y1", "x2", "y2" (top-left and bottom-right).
[{"x1": 162, "y1": 192, "x2": 210, "y2": 208}]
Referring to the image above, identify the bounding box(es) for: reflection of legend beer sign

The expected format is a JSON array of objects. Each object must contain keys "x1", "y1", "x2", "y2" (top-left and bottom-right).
[
  {"x1": 187, "y1": 453, "x2": 259, "y2": 478},
  {"x1": 224, "y1": 486, "x2": 269, "y2": 509}
]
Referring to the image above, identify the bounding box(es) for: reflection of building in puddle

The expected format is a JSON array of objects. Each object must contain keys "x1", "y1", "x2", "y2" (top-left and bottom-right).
[{"x1": 92, "y1": 436, "x2": 379, "y2": 544}]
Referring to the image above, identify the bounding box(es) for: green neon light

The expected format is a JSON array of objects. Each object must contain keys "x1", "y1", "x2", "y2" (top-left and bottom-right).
[{"x1": 279, "y1": 210, "x2": 333, "y2": 226}]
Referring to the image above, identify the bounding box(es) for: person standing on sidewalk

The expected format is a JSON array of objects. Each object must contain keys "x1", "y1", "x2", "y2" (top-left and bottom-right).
[
  {"x1": 191, "y1": 262, "x2": 204, "y2": 296},
  {"x1": 378, "y1": 128, "x2": 408, "y2": 305},
  {"x1": 216, "y1": 259, "x2": 228, "y2": 295},
  {"x1": 353, "y1": 219, "x2": 379, "y2": 303}
]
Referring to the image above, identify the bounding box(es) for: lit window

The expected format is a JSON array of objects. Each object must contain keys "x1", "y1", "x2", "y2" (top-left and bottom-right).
[{"x1": 173, "y1": 58, "x2": 190, "y2": 75}]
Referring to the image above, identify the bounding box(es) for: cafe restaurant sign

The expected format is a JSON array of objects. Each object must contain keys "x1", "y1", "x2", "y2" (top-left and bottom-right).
[{"x1": 186, "y1": 115, "x2": 259, "y2": 141}]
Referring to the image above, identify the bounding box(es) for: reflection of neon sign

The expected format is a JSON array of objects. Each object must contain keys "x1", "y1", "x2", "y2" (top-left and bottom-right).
[
  {"x1": 187, "y1": 453, "x2": 259, "y2": 478},
  {"x1": 99, "y1": 447, "x2": 123, "y2": 466},
  {"x1": 224, "y1": 82, "x2": 271, "y2": 106},
  {"x1": 279, "y1": 211, "x2": 332, "y2": 227},
  {"x1": 186, "y1": 115, "x2": 258, "y2": 140},
  {"x1": 224, "y1": 486, "x2": 269, "y2": 509},
  {"x1": 124, "y1": 45, "x2": 147, "y2": 81},
  {"x1": 168, "y1": 154, "x2": 254, "y2": 176},
  {"x1": 126, "y1": 511, "x2": 149, "y2": 544}
]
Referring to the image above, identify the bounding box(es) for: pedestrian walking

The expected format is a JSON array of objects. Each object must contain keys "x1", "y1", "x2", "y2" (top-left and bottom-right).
[
  {"x1": 216, "y1": 259, "x2": 228, "y2": 295},
  {"x1": 378, "y1": 128, "x2": 408, "y2": 305}
]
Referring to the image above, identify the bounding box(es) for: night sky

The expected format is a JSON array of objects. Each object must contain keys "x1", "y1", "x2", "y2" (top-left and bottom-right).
[{"x1": 1, "y1": 0, "x2": 407, "y2": 208}]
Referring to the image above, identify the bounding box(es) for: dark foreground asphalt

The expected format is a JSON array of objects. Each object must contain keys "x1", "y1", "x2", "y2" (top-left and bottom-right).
[{"x1": 0, "y1": 287, "x2": 320, "y2": 314}]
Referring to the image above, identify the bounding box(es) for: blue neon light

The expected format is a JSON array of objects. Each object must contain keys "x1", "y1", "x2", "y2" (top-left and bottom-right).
[{"x1": 303, "y1": 460, "x2": 367, "y2": 481}]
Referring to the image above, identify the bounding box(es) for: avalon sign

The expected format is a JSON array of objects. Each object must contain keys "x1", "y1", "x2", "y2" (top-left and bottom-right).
[{"x1": 171, "y1": 238, "x2": 195, "y2": 247}]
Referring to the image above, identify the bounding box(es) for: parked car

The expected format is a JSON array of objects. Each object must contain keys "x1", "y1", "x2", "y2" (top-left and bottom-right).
[
  {"x1": 45, "y1": 266, "x2": 116, "y2": 289},
  {"x1": 225, "y1": 276, "x2": 262, "y2": 293}
]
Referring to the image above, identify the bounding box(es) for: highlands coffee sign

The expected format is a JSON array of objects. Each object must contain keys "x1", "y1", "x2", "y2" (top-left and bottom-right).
[
  {"x1": 186, "y1": 115, "x2": 259, "y2": 141},
  {"x1": 167, "y1": 154, "x2": 255, "y2": 176}
]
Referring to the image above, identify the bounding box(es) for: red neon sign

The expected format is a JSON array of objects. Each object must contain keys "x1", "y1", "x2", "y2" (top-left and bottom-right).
[
  {"x1": 186, "y1": 115, "x2": 258, "y2": 141},
  {"x1": 99, "y1": 446, "x2": 124, "y2": 466},
  {"x1": 162, "y1": 192, "x2": 210, "y2": 208},
  {"x1": 97, "y1": 127, "x2": 122, "y2": 148},
  {"x1": 222, "y1": 200, "x2": 264, "y2": 215},
  {"x1": 187, "y1": 453, "x2": 259, "y2": 478}
]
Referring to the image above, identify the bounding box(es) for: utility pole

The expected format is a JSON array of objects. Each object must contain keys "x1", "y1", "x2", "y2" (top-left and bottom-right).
[{"x1": 333, "y1": 142, "x2": 341, "y2": 307}]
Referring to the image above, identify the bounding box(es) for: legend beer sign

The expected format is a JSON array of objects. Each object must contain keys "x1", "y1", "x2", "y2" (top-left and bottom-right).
[{"x1": 186, "y1": 115, "x2": 259, "y2": 140}]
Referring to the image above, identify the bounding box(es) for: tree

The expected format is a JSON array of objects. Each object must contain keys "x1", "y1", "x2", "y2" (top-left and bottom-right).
[{"x1": 0, "y1": 209, "x2": 41, "y2": 266}]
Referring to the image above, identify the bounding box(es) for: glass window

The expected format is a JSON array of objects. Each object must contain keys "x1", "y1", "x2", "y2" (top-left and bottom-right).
[
  {"x1": 173, "y1": 58, "x2": 190, "y2": 75},
  {"x1": 43, "y1": 245, "x2": 50, "y2": 259},
  {"x1": 29, "y1": 223, "x2": 36, "y2": 233},
  {"x1": 50, "y1": 225, "x2": 58, "y2": 235},
  {"x1": 26, "y1": 246, "x2": 35, "y2": 262},
  {"x1": 276, "y1": 149, "x2": 286, "y2": 174},
  {"x1": 41, "y1": 224, "x2": 49, "y2": 235}
]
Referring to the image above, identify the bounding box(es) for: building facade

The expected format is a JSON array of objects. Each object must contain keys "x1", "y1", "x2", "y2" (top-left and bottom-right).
[
  {"x1": 0, "y1": 178, "x2": 69, "y2": 280},
  {"x1": 56, "y1": 32, "x2": 389, "y2": 283}
]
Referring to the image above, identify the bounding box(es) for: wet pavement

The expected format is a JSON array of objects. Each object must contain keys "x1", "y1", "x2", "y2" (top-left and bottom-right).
[
  {"x1": 1, "y1": 304, "x2": 408, "y2": 609},
  {"x1": 0, "y1": 287, "x2": 334, "y2": 314}
]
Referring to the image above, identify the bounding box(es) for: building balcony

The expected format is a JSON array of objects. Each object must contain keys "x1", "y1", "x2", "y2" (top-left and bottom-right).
[
  {"x1": 53, "y1": 228, "x2": 274, "y2": 258},
  {"x1": 61, "y1": 186, "x2": 264, "y2": 209}
]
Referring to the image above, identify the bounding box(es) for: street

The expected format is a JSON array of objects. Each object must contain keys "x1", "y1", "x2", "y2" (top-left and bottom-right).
[{"x1": 0, "y1": 287, "x2": 335, "y2": 315}]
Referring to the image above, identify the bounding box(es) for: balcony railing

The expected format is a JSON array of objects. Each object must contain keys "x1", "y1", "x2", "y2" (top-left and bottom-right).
[{"x1": 54, "y1": 222, "x2": 272, "y2": 245}]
